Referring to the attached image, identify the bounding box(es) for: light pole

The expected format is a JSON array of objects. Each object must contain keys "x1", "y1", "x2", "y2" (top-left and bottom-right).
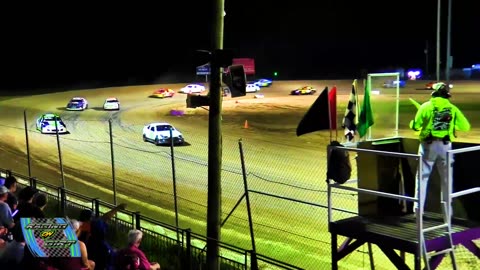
[
  {"x1": 206, "y1": 0, "x2": 225, "y2": 269},
  {"x1": 445, "y1": 0, "x2": 452, "y2": 82},
  {"x1": 436, "y1": 0, "x2": 441, "y2": 81}
]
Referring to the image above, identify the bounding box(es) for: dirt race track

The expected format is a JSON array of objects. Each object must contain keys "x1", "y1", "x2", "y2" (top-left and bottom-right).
[{"x1": 1, "y1": 79, "x2": 479, "y2": 269}]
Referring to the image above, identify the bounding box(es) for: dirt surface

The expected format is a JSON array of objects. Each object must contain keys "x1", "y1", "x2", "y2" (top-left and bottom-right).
[{"x1": 0, "y1": 79, "x2": 479, "y2": 269}]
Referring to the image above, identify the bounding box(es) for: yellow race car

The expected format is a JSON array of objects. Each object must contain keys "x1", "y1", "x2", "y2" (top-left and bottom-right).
[
  {"x1": 150, "y1": 88, "x2": 175, "y2": 98},
  {"x1": 290, "y1": 86, "x2": 316, "y2": 95}
]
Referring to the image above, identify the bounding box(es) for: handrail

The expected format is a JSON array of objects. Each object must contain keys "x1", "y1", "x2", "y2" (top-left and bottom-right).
[
  {"x1": 329, "y1": 145, "x2": 421, "y2": 159},
  {"x1": 448, "y1": 145, "x2": 480, "y2": 154},
  {"x1": 451, "y1": 187, "x2": 480, "y2": 199},
  {"x1": 331, "y1": 184, "x2": 418, "y2": 202}
]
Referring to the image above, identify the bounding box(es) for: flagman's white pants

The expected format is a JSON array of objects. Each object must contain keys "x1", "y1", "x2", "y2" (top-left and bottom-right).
[{"x1": 413, "y1": 141, "x2": 452, "y2": 215}]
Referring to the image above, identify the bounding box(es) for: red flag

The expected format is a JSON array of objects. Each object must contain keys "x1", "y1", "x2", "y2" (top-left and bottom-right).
[{"x1": 328, "y1": 86, "x2": 337, "y2": 129}]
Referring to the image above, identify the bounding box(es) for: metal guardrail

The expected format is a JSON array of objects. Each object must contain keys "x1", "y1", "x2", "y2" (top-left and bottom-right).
[{"x1": 0, "y1": 168, "x2": 301, "y2": 270}]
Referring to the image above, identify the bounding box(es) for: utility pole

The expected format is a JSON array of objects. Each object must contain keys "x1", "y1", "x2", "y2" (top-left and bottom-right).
[
  {"x1": 436, "y1": 0, "x2": 441, "y2": 81},
  {"x1": 425, "y1": 40, "x2": 429, "y2": 78},
  {"x1": 206, "y1": 0, "x2": 224, "y2": 268},
  {"x1": 445, "y1": 0, "x2": 452, "y2": 82}
]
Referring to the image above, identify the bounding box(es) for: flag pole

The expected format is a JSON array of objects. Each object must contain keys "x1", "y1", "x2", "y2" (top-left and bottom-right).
[
  {"x1": 327, "y1": 87, "x2": 332, "y2": 142},
  {"x1": 335, "y1": 91, "x2": 338, "y2": 141}
]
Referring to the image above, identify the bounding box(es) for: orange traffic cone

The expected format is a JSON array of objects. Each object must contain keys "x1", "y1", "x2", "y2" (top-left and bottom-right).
[{"x1": 244, "y1": 120, "x2": 249, "y2": 129}]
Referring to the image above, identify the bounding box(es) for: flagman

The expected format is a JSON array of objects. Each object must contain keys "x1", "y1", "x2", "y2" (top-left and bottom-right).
[{"x1": 409, "y1": 82, "x2": 470, "y2": 214}]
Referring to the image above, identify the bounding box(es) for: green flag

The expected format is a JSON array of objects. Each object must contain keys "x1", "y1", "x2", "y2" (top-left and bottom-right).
[{"x1": 357, "y1": 83, "x2": 374, "y2": 138}]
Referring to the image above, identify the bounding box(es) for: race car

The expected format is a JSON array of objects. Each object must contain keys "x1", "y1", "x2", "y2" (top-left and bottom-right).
[
  {"x1": 150, "y1": 88, "x2": 175, "y2": 98},
  {"x1": 36, "y1": 113, "x2": 68, "y2": 134},
  {"x1": 255, "y1": 79, "x2": 273, "y2": 87},
  {"x1": 142, "y1": 122, "x2": 185, "y2": 146},
  {"x1": 66, "y1": 97, "x2": 88, "y2": 111},
  {"x1": 246, "y1": 83, "x2": 260, "y2": 93},
  {"x1": 290, "y1": 86, "x2": 316, "y2": 95},
  {"x1": 425, "y1": 81, "x2": 453, "y2": 90},
  {"x1": 103, "y1": 97, "x2": 120, "y2": 110},
  {"x1": 383, "y1": 80, "x2": 406, "y2": 88},
  {"x1": 179, "y1": 84, "x2": 206, "y2": 94}
]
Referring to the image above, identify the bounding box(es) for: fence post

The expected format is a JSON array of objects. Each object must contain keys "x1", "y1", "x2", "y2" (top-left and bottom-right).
[
  {"x1": 250, "y1": 250, "x2": 259, "y2": 270},
  {"x1": 238, "y1": 139, "x2": 258, "y2": 270},
  {"x1": 169, "y1": 128, "x2": 180, "y2": 243},
  {"x1": 59, "y1": 187, "x2": 66, "y2": 216},
  {"x1": 135, "y1": 212, "x2": 141, "y2": 230},
  {"x1": 54, "y1": 120, "x2": 66, "y2": 189},
  {"x1": 185, "y1": 229, "x2": 192, "y2": 270},
  {"x1": 24, "y1": 110, "x2": 32, "y2": 178},
  {"x1": 108, "y1": 119, "x2": 117, "y2": 205},
  {"x1": 29, "y1": 177, "x2": 37, "y2": 190},
  {"x1": 93, "y1": 199, "x2": 100, "y2": 218}
]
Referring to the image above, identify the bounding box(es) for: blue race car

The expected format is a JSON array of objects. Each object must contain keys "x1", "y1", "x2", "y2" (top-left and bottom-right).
[
  {"x1": 382, "y1": 80, "x2": 406, "y2": 88},
  {"x1": 255, "y1": 79, "x2": 273, "y2": 87},
  {"x1": 66, "y1": 97, "x2": 89, "y2": 111}
]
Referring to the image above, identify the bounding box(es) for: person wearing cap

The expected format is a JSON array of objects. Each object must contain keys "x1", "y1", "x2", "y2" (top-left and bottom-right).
[
  {"x1": 409, "y1": 82, "x2": 471, "y2": 214},
  {"x1": 0, "y1": 186, "x2": 15, "y2": 229}
]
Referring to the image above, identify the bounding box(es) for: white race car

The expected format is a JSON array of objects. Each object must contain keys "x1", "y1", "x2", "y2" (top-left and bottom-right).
[
  {"x1": 66, "y1": 97, "x2": 88, "y2": 111},
  {"x1": 36, "y1": 113, "x2": 68, "y2": 134},
  {"x1": 179, "y1": 84, "x2": 206, "y2": 94},
  {"x1": 103, "y1": 97, "x2": 120, "y2": 110},
  {"x1": 142, "y1": 122, "x2": 184, "y2": 146},
  {"x1": 246, "y1": 83, "x2": 260, "y2": 93}
]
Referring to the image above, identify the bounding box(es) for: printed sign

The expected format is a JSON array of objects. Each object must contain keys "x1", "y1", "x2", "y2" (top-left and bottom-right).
[
  {"x1": 196, "y1": 64, "x2": 210, "y2": 75},
  {"x1": 21, "y1": 218, "x2": 81, "y2": 258}
]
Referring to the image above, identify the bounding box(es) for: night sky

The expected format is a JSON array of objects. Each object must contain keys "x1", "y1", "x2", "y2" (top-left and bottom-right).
[{"x1": 0, "y1": 1, "x2": 477, "y2": 91}]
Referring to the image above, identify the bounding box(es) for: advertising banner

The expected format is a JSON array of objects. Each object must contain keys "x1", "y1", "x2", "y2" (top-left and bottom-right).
[{"x1": 228, "y1": 58, "x2": 255, "y2": 75}]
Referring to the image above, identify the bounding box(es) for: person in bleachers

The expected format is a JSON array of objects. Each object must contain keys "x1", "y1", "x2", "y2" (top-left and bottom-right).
[
  {"x1": 0, "y1": 224, "x2": 25, "y2": 268},
  {"x1": 3, "y1": 176, "x2": 18, "y2": 212},
  {"x1": 77, "y1": 203, "x2": 127, "y2": 244},
  {"x1": 0, "y1": 186, "x2": 14, "y2": 229},
  {"x1": 87, "y1": 218, "x2": 115, "y2": 270},
  {"x1": 115, "y1": 229, "x2": 160, "y2": 270},
  {"x1": 48, "y1": 219, "x2": 95, "y2": 270},
  {"x1": 14, "y1": 186, "x2": 44, "y2": 222},
  {"x1": 33, "y1": 193, "x2": 48, "y2": 212}
]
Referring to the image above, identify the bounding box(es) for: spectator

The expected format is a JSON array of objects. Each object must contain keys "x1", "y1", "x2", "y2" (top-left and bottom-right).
[
  {"x1": 32, "y1": 193, "x2": 48, "y2": 212},
  {"x1": 0, "y1": 225, "x2": 26, "y2": 267},
  {"x1": 77, "y1": 203, "x2": 127, "y2": 244},
  {"x1": 115, "y1": 229, "x2": 160, "y2": 270},
  {"x1": 0, "y1": 186, "x2": 14, "y2": 229},
  {"x1": 3, "y1": 176, "x2": 18, "y2": 212},
  {"x1": 14, "y1": 186, "x2": 44, "y2": 222},
  {"x1": 87, "y1": 219, "x2": 114, "y2": 270},
  {"x1": 73, "y1": 219, "x2": 96, "y2": 270}
]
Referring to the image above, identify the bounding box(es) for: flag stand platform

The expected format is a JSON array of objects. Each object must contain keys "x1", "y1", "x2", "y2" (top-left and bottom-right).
[
  {"x1": 329, "y1": 211, "x2": 480, "y2": 270},
  {"x1": 327, "y1": 139, "x2": 480, "y2": 270}
]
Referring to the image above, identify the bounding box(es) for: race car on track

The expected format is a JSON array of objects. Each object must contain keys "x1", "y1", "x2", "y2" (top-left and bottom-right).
[
  {"x1": 383, "y1": 80, "x2": 406, "y2": 88},
  {"x1": 255, "y1": 79, "x2": 273, "y2": 87},
  {"x1": 103, "y1": 97, "x2": 120, "y2": 110},
  {"x1": 36, "y1": 113, "x2": 68, "y2": 134},
  {"x1": 290, "y1": 86, "x2": 316, "y2": 95},
  {"x1": 425, "y1": 81, "x2": 453, "y2": 90},
  {"x1": 142, "y1": 122, "x2": 185, "y2": 146},
  {"x1": 179, "y1": 84, "x2": 206, "y2": 94},
  {"x1": 246, "y1": 83, "x2": 260, "y2": 93},
  {"x1": 66, "y1": 97, "x2": 88, "y2": 111},
  {"x1": 150, "y1": 88, "x2": 175, "y2": 98}
]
